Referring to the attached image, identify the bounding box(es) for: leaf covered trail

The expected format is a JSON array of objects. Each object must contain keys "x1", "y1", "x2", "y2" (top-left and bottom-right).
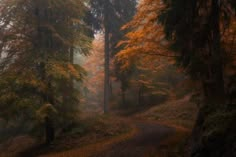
[{"x1": 40, "y1": 120, "x2": 174, "y2": 157}]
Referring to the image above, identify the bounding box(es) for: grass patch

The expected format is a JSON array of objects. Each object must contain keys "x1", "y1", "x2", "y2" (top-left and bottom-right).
[
  {"x1": 135, "y1": 94, "x2": 197, "y2": 157},
  {"x1": 135, "y1": 94, "x2": 198, "y2": 129}
]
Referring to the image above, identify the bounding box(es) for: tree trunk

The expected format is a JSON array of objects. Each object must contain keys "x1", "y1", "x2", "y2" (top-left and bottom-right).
[
  {"x1": 36, "y1": 1, "x2": 55, "y2": 144},
  {"x1": 121, "y1": 89, "x2": 126, "y2": 106},
  {"x1": 138, "y1": 84, "x2": 143, "y2": 106},
  {"x1": 44, "y1": 116, "x2": 55, "y2": 145},
  {"x1": 204, "y1": 0, "x2": 225, "y2": 105},
  {"x1": 110, "y1": 81, "x2": 113, "y2": 96},
  {"x1": 69, "y1": 46, "x2": 74, "y2": 88},
  {"x1": 104, "y1": 1, "x2": 110, "y2": 113}
]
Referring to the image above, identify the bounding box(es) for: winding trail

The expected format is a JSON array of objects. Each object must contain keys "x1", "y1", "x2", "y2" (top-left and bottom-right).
[
  {"x1": 40, "y1": 120, "x2": 175, "y2": 157},
  {"x1": 91, "y1": 121, "x2": 174, "y2": 157}
]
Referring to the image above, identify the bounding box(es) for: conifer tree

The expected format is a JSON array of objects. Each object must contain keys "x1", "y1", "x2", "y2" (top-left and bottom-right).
[
  {"x1": 0, "y1": 0, "x2": 91, "y2": 137},
  {"x1": 159, "y1": 0, "x2": 235, "y2": 104},
  {"x1": 89, "y1": 0, "x2": 136, "y2": 112}
]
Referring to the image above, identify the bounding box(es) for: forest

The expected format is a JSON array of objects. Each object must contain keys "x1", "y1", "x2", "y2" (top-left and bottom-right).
[{"x1": 0, "y1": 0, "x2": 235, "y2": 157}]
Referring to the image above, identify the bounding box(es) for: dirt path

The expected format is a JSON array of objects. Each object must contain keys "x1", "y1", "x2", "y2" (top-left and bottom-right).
[
  {"x1": 91, "y1": 121, "x2": 174, "y2": 157},
  {"x1": 40, "y1": 120, "x2": 175, "y2": 157}
]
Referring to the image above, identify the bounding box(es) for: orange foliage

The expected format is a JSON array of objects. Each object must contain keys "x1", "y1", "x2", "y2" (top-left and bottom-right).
[
  {"x1": 83, "y1": 34, "x2": 104, "y2": 98},
  {"x1": 116, "y1": 0, "x2": 171, "y2": 70}
]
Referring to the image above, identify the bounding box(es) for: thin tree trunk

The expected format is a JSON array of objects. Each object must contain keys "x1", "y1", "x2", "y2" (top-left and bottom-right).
[
  {"x1": 70, "y1": 46, "x2": 74, "y2": 88},
  {"x1": 138, "y1": 84, "x2": 143, "y2": 106},
  {"x1": 110, "y1": 81, "x2": 113, "y2": 96},
  {"x1": 121, "y1": 89, "x2": 126, "y2": 106},
  {"x1": 45, "y1": 116, "x2": 54, "y2": 145},
  {"x1": 104, "y1": 1, "x2": 110, "y2": 113},
  {"x1": 36, "y1": 1, "x2": 55, "y2": 144}
]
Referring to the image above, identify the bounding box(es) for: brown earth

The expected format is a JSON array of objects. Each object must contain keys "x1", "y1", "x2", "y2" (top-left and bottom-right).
[
  {"x1": 90, "y1": 121, "x2": 175, "y2": 157},
  {"x1": 38, "y1": 120, "x2": 175, "y2": 157},
  {"x1": 1, "y1": 94, "x2": 195, "y2": 157}
]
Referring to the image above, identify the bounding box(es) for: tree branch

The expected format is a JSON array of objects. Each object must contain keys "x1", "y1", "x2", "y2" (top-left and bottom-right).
[{"x1": 145, "y1": 52, "x2": 179, "y2": 58}]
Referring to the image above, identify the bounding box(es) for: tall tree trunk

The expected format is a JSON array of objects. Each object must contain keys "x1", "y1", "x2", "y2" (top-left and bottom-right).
[
  {"x1": 70, "y1": 47, "x2": 74, "y2": 64},
  {"x1": 36, "y1": 1, "x2": 55, "y2": 144},
  {"x1": 121, "y1": 89, "x2": 126, "y2": 106},
  {"x1": 138, "y1": 84, "x2": 143, "y2": 106},
  {"x1": 190, "y1": 1, "x2": 225, "y2": 156},
  {"x1": 44, "y1": 116, "x2": 54, "y2": 145},
  {"x1": 205, "y1": 0, "x2": 225, "y2": 104},
  {"x1": 110, "y1": 81, "x2": 113, "y2": 96},
  {"x1": 69, "y1": 47, "x2": 74, "y2": 88},
  {"x1": 104, "y1": 1, "x2": 110, "y2": 113}
]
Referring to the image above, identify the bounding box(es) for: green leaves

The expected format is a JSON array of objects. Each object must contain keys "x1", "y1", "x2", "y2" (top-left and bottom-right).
[
  {"x1": 36, "y1": 103, "x2": 58, "y2": 122},
  {"x1": 0, "y1": 0, "x2": 92, "y2": 135},
  {"x1": 46, "y1": 61, "x2": 86, "y2": 81}
]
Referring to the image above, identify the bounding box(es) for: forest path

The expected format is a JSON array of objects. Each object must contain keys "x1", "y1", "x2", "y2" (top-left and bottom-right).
[
  {"x1": 90, "y1": 120, "x2": 175, "y2": 157},
  {"x1": 40, "y1": 119, "x2": 175, "y2": 157}
]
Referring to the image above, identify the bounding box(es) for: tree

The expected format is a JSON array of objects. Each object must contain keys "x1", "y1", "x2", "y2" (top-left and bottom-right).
[
  {"x1": 223, "y1": 17, "x2": 236, "y2": 104},
  {"x1": 115, "y1": 0, "x2": 188, "y2": 107},
  {"x1": 115, "y1": 0, "x2": 236, "y2": 156},
  {"x1": 158, "y1": 1, "x2": 236, "y2": 156},
  {"x1": 83, "y1": 34, "x2": 105, "y2": 110},
  {"x1": 89, "y1": 0, "x2": 136, "y2": 113},
  {"x1": 0, "y1": 0, "x2": 91, "y2": 139},
  {"x1": 159, "y1": 0, "x2": 235, "y2": 104},
  {"x1": 116, "y1": 0, "x2": 168, "y2": 67}
]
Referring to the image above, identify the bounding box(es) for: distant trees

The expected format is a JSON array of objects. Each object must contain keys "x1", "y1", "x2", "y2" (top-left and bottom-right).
[
  {"x1": 115, "y1": 0, "x2": 174, "y2": 106},
  {"x1": 0, "y1": 0, "x2": 91, "y2": 139},
  {"x1": 117, "y1": 0, "x2": 236, "y2": 105},
  {"x1": 89, "y1": 0, "x2": 136, "y2": 112},
  {"x1": 83, "y1": 35, "x2": 105, "y2": 110}
]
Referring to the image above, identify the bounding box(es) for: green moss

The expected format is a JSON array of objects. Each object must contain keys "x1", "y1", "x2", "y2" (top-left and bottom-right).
[
  {"x1": 193, "y1": 106, "x2": 236, "y2": 157},
  {"x1": 202, "y1": 109, "x2": 236, "y2": 140}
]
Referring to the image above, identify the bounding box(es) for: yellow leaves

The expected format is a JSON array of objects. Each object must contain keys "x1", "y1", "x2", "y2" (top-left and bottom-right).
[
  {"x1": 116, "y1": 46, "x2": 141, "y2": 70},
  {"x1": 125, "y1": 0, "x2": 165, "y2": 29},
  {"x1": 13, "y1": 69, "x2": 47, "y2": 93},
  {"x1": 0, "y1": 92, "x2": 18, "y2": 104},
  {"x1": 47, "y1": 62, "x2": 70, "y2": 80},
  {"x1": 150, "y1": 90, "x2": 169, "y2": 96},
  {"x1": 82, "y1": 35, "x2": 104, "y2": 99},
  {"x1": 68, "y1": 64, "x2": 81, "y2": 79},
  {"x1": 116, "y1": 0, "x2": 171, "y2": 72},
  {"x1": 36, "y1": 103, "x2": 58, "y2": 122},
  {"x1": 69, "y1": 64, "x2": 86, "y2": 81},
  {"x1": 71, "y1": 18, "x2": 81, "y2": 24},
  {"x1": 46, "y1": 61, "x2": 85, "y2": 81},
  {"x1": 136, "y1": 79, "x2": 152, "y2": 86}
]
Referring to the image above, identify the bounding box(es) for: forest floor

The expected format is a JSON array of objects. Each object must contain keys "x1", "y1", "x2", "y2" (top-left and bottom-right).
[
  {"x1": 38, "y1": 120, "x2": 174, "y2": 157},
  {"x1": 0, "y1": 94, "x2": 197, "y2": 157},
  {"x1": 38, "y1": 94, "x2": 196, "y2": 157}
]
